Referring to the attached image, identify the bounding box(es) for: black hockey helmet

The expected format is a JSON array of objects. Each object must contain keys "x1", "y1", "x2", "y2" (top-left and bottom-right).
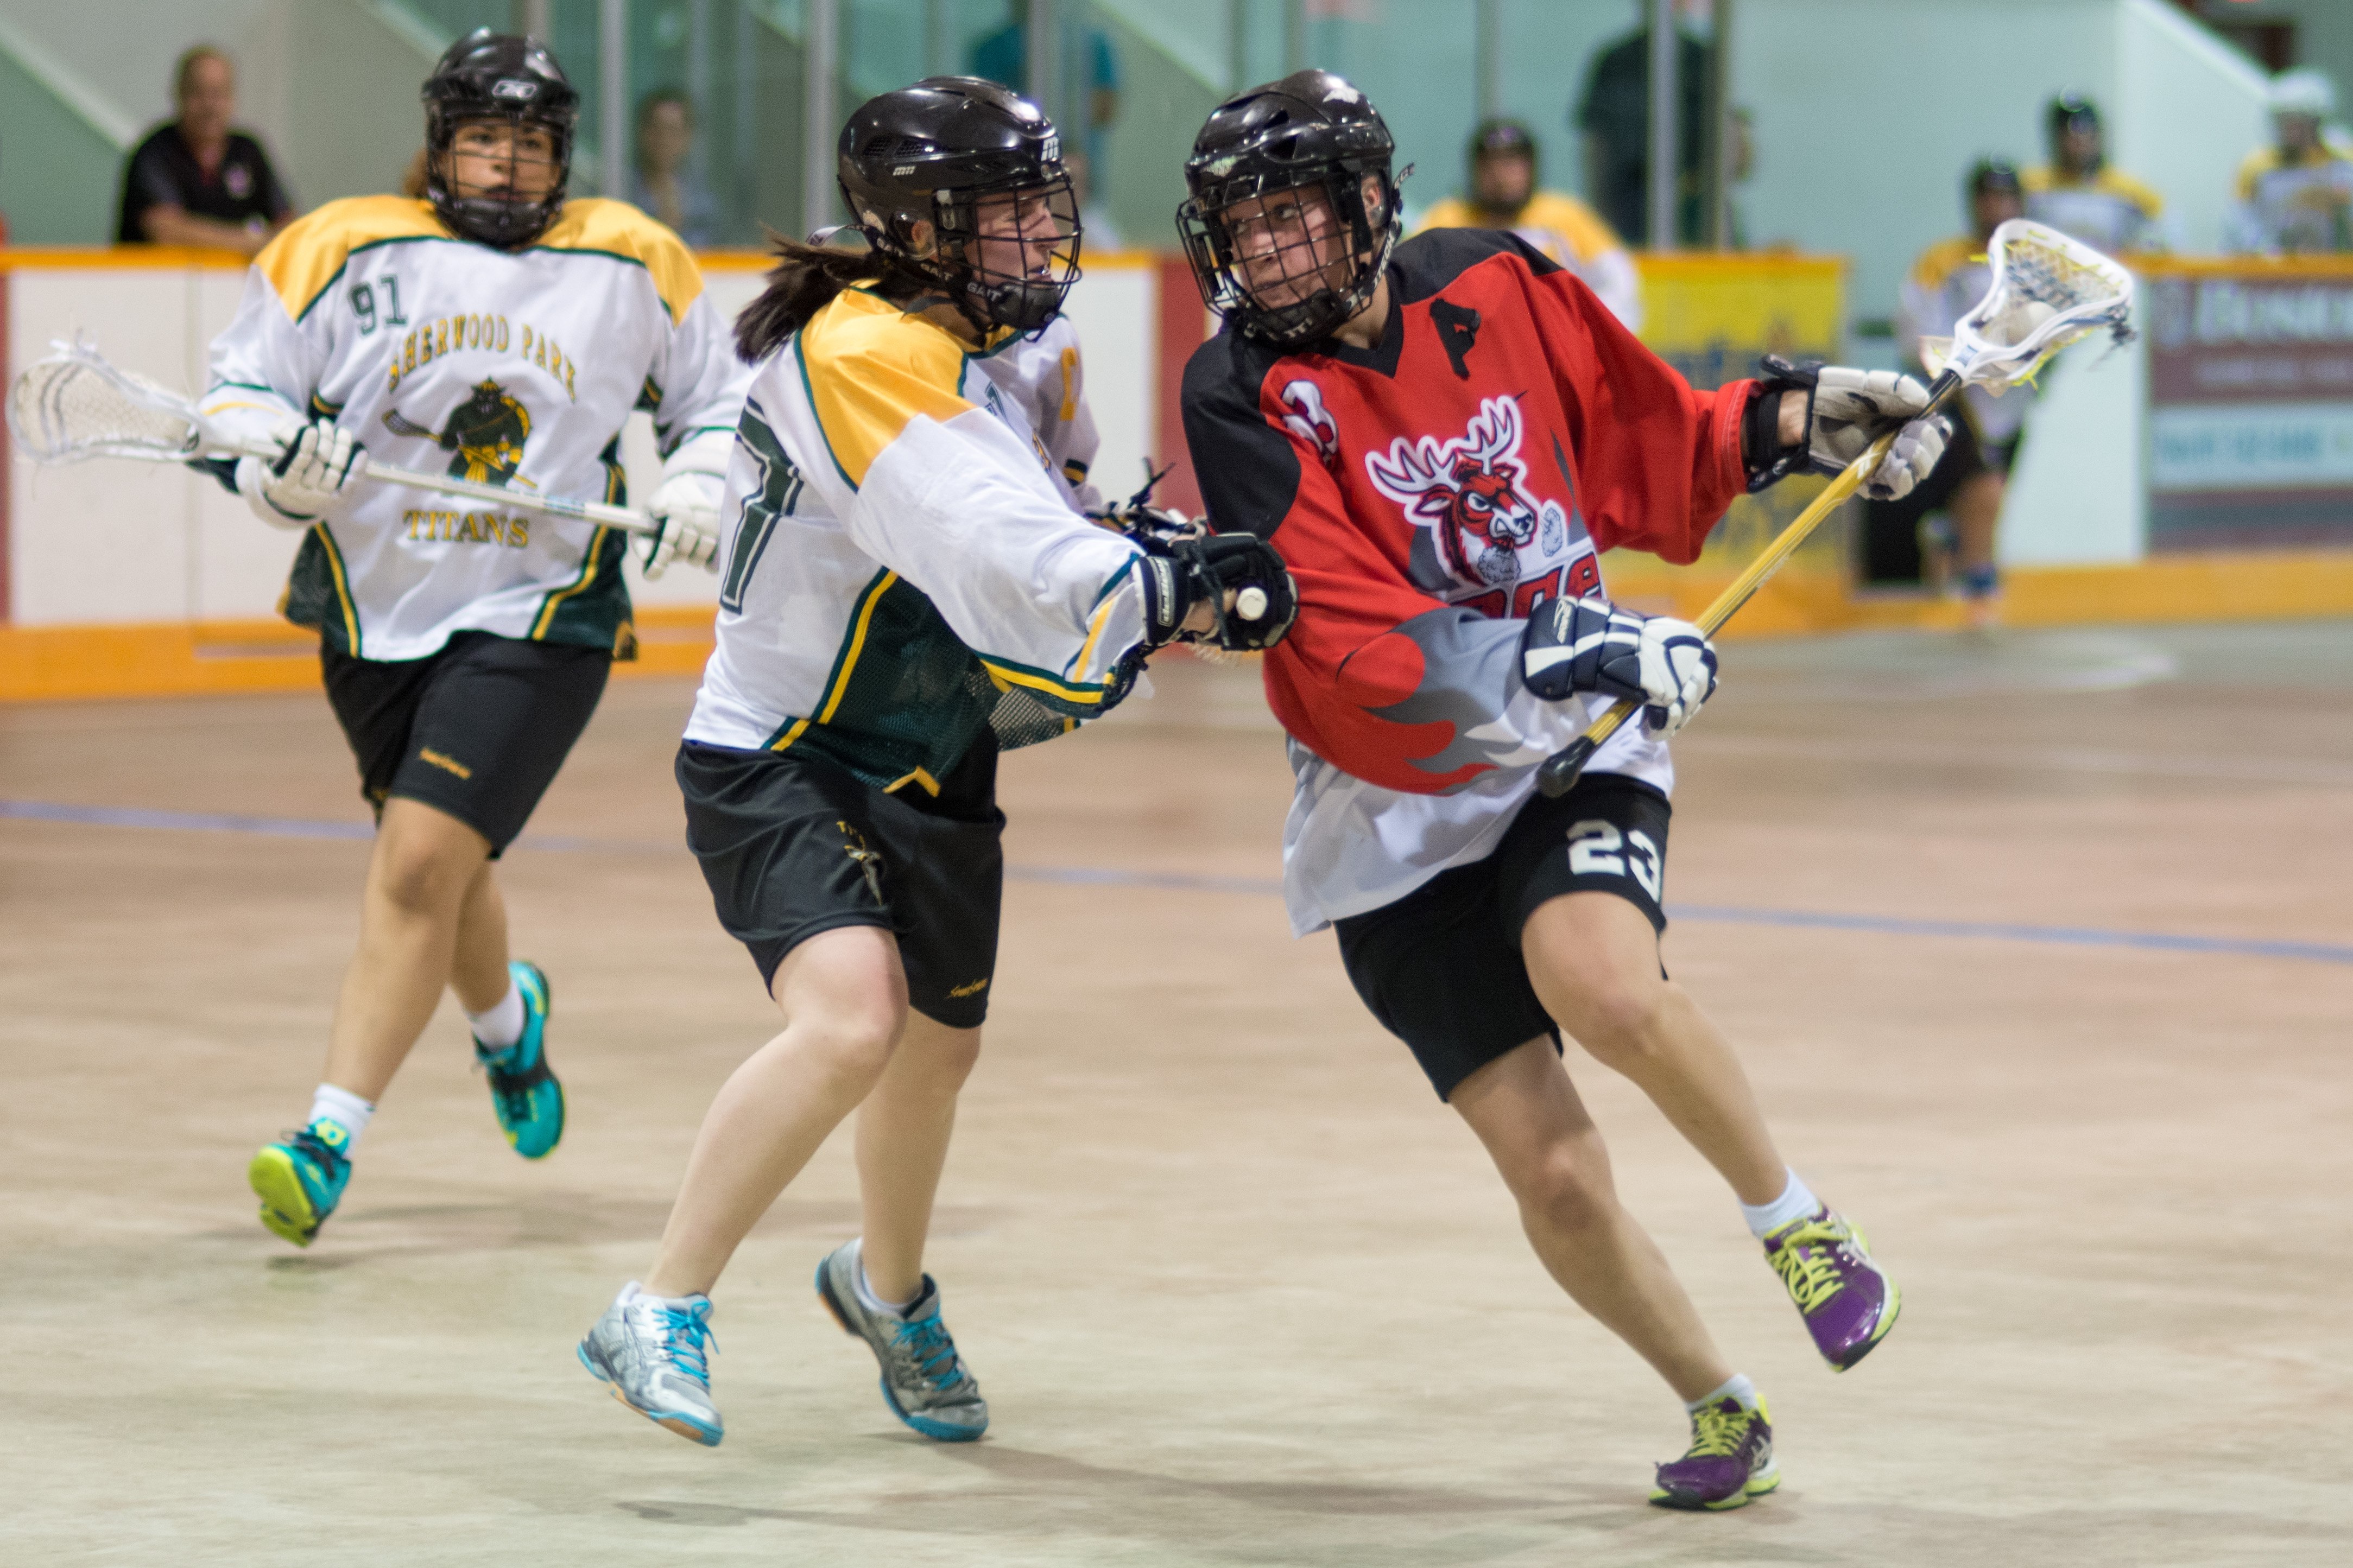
[
  {"x1": 837, "y1": 77, "x2": 1081, "y2": 337},
  {"x1": 2048, "y1": 91, "x2": 2101, "y2": 140},
  {"x1": 1470, "y1": 118, "x2": 1539, "y2": 172},
  {"x1": 422, "y1": 29, "x2": 579, "y2": 249},
  {"x1": 2047, "y1": 91, "x2": 2103, "y2": 168},
  {"x1": 1178, "y1": 69, "x2": 1402, "y2": 348},
  {"x1": 1468, "y1": 118, "x2": 1539, "y2": 214},
  {"x1": 1968, "y1": 157, "x2": 2023, "y2": 200}
]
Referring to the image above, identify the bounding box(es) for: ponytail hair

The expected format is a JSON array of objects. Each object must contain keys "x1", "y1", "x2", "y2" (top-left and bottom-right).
[{"x1": 736, "y1": 228, "x2": 928, "y2": 360}]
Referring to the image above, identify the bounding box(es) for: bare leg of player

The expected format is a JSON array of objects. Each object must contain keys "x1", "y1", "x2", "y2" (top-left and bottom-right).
[
  {"x1": 1521, "y1": 892, "x2": 1786, "y2": 1206},
  {"x1": 322, "y1": 798, "x2": 493, "y2": 1101},
  {"x1": 643, "y1": 925, "x2": 909, "y2": 1298},
  {"x1": 1953, "y1": 469, "x2": 2006, "y2": 624},
  {"x1": 1452, "y1": 1040, "x2": 1737, "y2": 1401},
  {"x1": 853, "y1": 1014, "x2": 983, "y2": 1305},
  {"x1": 446, "y1": 859, "x2": 513, "y2": 1014}
]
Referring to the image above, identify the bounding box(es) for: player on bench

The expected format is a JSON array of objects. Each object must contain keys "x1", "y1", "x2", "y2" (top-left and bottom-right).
[{"x1": 1175, "y1": 72, "x2": 1945, "y2": 1511}]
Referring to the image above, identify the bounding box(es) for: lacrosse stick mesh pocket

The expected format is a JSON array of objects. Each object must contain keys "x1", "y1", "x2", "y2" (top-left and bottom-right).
[{"x1": 6, "y1": 355, "x2": 200, "y2": 464}]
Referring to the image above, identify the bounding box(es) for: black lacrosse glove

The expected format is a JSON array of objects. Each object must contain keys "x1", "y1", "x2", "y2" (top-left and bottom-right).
[
  {"x1": 1519, "y1": 594, "x2": 1718, "y2": 735},
  {"x1": 1136, "y1": 532, "x2": 1299, "y2": 653}
]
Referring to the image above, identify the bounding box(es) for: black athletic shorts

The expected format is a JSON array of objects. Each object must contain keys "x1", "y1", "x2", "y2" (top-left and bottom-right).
[
  {"x1": 321, "y1": 631, "x2": 610, "y2": 855},
  {"x1": 676, "y1": 735, "x2": 1005, "y2": 1029},
  {"x1": 1334, "y1": 772, "x2": 1671, "y2": 1102}
]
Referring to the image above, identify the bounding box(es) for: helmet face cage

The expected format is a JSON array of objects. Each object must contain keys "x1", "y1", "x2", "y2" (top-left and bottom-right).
[
  {"x1": 426, "y1": 108, "x2": 573, "y2": 246},
  {"x1": 836, "y1": 78, "x2": 1082, "y2": 339},
  {"x1": 422, "y1": 32, "x2": 577, "y2": 250},
  {"x1": 928, "y1": 172, "x2": 1084, "y2": 336},
  {"x1": 1178, "y1": 164, "x2": 1398, "y2": 350}
]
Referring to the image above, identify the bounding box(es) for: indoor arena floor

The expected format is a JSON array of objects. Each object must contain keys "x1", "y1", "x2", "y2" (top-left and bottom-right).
[{"x1": 7, "y1": 621, "x2": 2351, "y2": 1566}]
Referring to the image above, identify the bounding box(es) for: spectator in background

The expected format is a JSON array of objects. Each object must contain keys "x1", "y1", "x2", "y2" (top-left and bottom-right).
[
  {"x1": 1573, "y1": 0, "x2": 1708, "y2": 246},
  {"x1": 630, "y1": 89, "x2": 722, "y2": 249},
  {"x1": 970, "y1": 15, "x2": 1120, "y2": 182},
  {"x1": 116, "y1": 46, "x2": 294, "y2": 255},
  {"x1": 1414, "y1": 119, "x2": 1642, "y2": 329},
  {"x1": 2023, "y1": 92, "x2": 2165, "y2": 256},
  {"x1": 2229, "y1": 68, "x2": 2353, "y2": 255},
  {"x1": 1868, "y1": 160, "x2": 2028, "y2": 627}
]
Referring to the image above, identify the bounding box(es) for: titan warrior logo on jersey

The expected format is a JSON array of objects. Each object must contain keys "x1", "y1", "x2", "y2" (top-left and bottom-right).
[
  {"x1": 385, "y1": 379, "x2": 532, "y2": 486},
  {"x1": 1364, "y1": 396, "x2": 1569, "y2": 590}
]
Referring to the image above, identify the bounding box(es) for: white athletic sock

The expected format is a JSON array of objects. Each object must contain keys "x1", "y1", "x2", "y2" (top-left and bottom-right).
[
  {"x1": 849, "y1": 1242, "x2": 920, "y2": 1317},
  {"x1": 1740, "y1": 1168, "x2": 1820, "y2": 1239},
  {"x1": 466, "y1": 976, "x2": 526, "y2": 1053},
  {"x1": 308, "y1": 1083, "x2": 375, "y2": 1153},
  {"x1": 1685, "y1": 1373, "x2": 1759, "y2": 1415}
]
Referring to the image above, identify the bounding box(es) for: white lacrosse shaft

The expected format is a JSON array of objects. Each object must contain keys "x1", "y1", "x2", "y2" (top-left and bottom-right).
[{"x1": 5, "y1": 341, "x2": 661, "y2": 538}]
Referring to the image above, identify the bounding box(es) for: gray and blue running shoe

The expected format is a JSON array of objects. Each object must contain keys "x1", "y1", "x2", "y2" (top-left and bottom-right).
[
  {"x1": 578, "y1": 1282, "x2": 723, "y2": 1446},
  {"x1": 815, "y1": 1240, "x2": 989, "y2": 1442}
]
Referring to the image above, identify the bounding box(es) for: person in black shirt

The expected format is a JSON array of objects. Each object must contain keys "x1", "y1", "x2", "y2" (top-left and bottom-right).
[{"x1": 116, "y1": 46, "x2": 294, "y2": 255}]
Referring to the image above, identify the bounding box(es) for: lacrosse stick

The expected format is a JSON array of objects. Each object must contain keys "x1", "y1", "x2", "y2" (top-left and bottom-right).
[
  {"x1": 1535, "y1": 218, "x2": 2133, "y2": 797},
  {"x1": 4, "y1": 339, "x2": 661, "y2": 537}
]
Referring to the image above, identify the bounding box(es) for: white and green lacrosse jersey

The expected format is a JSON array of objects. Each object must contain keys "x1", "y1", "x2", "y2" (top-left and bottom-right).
[
  {"x1": 200, "y1": 194, "x2": 752, "y2": 661},
  {"x1": 683, "y1": 286, "x2": 1148, "y2": 794}
]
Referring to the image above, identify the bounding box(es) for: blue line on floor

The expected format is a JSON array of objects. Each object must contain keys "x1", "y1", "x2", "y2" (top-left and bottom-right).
[{"x1": 10, "y1": 797, "x2": 2352, "y2": 966}]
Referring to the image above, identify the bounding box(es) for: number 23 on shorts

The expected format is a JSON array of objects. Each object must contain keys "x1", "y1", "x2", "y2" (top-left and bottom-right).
[{"x1": 1567, "y1": 818, "x2": 1663, "y2": 899}]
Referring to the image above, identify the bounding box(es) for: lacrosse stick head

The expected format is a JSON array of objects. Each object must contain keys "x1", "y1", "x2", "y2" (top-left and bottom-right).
[
  {"x1": 1928, "y1": 218, "x2": 2133, "y2": 392},
  {"x1": 4, "y1": 339, "x2": 205, "y2": 465}
]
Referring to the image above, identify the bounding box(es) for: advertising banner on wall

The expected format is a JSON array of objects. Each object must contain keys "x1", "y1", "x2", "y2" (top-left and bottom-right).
[{"x1": 2142, "y1": 259, "x2": 2353, "y2": 550}]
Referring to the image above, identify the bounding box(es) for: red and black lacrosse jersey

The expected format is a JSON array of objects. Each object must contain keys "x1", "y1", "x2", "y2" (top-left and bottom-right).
[{"x1": 1180, "y1": 227, "x2": 1755, "y2": 931}]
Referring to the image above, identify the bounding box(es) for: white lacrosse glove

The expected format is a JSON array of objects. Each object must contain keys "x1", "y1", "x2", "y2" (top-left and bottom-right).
[
  {"x1": 236, "y1": 420, "x2": 368, "y2": 529},
  {"x1": 1519, "y1": 595, "x2": 1720, "y2": 736},
  {"x1": 641, "y1": 468, "x2": 725, "y2": 580},
  {"x1": 1802, "y1": 365, "x2": 1948, "y2": 502}
]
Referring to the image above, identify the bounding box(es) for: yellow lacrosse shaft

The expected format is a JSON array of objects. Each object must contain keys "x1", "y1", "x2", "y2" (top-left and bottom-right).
[{"x1": 1533, "y1": 430, "x2": 1894, "y2": 799}]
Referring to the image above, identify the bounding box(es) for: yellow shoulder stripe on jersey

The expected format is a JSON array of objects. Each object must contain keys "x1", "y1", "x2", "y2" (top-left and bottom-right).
[
  {"x1": 794, "y1": 290, "x2": 975, "y2": 489},
  {"x1": 533, "y1": 198, "x2": 705, "y2": 320},
  {"x1": 256, "y1": 196, "x2": 450, "y2": 323},
  {"x1": 1520, "y1": 192, "x2": 1626, "y2": 262},
  {"x1": 1410, "y1": 197, "x2": 1478, "y2": 236},
  {"x1": 2098, "y1": 168, "x2": 2165, "y2": 217},
  {"x1": 2238, "y1": 147, "x2": 2286, "y2": 200},
  {"x1": 1908, "y1": 235, "x2": 1979, "y2": 291}
]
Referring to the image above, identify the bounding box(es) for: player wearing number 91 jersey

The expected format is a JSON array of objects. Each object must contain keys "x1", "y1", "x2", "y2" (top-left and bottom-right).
[{"x1": 201, "y1": 30, "x2": 753, "y2": 1256}]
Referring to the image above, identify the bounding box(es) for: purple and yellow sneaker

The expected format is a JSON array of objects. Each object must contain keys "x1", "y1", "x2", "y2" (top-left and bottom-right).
[
  {"x1": 1764, "y1": 1207, "x2": 1899, "y2": 1370},
  {"x1": 1650, "y1": 1395, "x2": 1778, "y2": 1511}
]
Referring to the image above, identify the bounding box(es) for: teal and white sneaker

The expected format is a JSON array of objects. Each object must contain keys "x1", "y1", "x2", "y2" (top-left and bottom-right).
[
  {"x1": 477, "y1": 960, "x2": 563, "y2": 1159},
  {"x1": 579, "y1": 1283, "x2": 723, "y2": 1446},
  {"x1": 815, "y1": 1240, "x2": 989, "y2": 1442},
  {"x1": 248, "y1": 1120, "x2": 354, "y2": 1248}
]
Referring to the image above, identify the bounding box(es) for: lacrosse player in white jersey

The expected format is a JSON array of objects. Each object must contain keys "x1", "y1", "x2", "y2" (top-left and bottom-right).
[
  {"x1": 575, "y1": 78, "x2": 1293, "y2": 1449},
  {"x1": 199, "y1": 29, "x2": 752, "y2": 1248}
]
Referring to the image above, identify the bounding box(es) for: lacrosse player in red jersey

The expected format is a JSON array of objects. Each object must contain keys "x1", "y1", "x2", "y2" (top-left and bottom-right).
[{"x1": 1178, "y1": 72, "x2": 1949, "y2": 1512}]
